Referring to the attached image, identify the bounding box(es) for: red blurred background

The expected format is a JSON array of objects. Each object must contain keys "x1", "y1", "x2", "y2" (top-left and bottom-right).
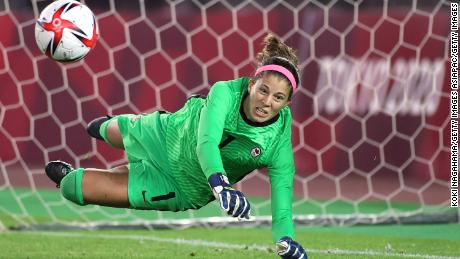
[{"x1": 0, "y1": 1, "x2": 451, "y2": 205}]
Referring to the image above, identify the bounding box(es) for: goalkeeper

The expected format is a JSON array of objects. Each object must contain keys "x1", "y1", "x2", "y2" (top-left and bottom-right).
[{"x1": 45, "y1": 33, "x2": 306, "y2": 259}]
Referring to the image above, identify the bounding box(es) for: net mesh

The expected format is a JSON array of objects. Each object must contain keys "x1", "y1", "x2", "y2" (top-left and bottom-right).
[{"x1": 0, "y1": 0, "x2": 456, "y2": 229}]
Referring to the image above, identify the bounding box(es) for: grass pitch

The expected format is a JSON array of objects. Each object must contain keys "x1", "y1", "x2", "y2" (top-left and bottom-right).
[
  {"x1": 1, "y1": 224, "x2": 460, "y2": 258},
  {"x1": 1, "y1": 188, "x2": 459, "y2": 258}
]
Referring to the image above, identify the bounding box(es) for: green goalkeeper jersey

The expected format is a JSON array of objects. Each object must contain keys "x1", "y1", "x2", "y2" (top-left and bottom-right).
[{"x1": 165, "y1": 77, "x2": 295, "y2": 241}]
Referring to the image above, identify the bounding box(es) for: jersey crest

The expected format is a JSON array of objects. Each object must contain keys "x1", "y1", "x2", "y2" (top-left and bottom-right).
[{"x1": 250, "y1": 147, "x2": 261, "y2": 158}]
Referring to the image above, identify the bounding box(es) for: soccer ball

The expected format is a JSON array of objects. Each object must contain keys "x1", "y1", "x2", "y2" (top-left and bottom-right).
[{"x1": 34, "y1": 0, "x2": 98, "y2": 63}]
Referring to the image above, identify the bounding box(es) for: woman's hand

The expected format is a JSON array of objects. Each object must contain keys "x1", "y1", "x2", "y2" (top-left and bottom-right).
[
  {"x1": 208, "y1": 173, "x2": 251, "y2": 219},
  {"x1": 276, "y1": 236, "x2": 307, "y2": 259}
]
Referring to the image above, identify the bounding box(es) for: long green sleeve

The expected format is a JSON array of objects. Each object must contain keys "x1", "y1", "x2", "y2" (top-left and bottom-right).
[
  {"x1": 268, "y1": 130, "x2": 295, "y2": 242},
  {"x1": 196, "y1": 81, "x2": 233, "y2": 178}
]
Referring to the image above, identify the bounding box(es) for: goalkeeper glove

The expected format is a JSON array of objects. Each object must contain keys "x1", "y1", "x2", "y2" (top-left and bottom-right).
[
  {"x1": 208, "y1": 173, "x2": 251, "y2": 219},
  {"x1": 276, "y1": 236, "x2": 307, "y2": 259}
]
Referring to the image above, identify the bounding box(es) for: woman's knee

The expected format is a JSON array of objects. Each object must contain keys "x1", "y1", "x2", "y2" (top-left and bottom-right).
[
  {"x1": 106, "y1": 119, "x2": 124, "y2": 148},
  {"x1": 86, "y1": 116, "x2": 124, "y2": 149},
  {"x1": 60, "y1": 168, "x2": 86, "y2": 206}
]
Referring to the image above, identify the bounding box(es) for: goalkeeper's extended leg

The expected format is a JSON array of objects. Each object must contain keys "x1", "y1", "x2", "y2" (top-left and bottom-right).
[{"x1": 45, "y1": 161, "x2": 130, "y2": 207}]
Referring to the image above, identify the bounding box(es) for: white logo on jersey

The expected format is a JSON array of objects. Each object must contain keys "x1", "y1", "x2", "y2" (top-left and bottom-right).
[{"x1": 251, "y1": 147, "x2": 261, "y2": 158}]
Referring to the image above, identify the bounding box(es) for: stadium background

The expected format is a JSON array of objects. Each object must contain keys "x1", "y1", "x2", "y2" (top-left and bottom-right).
[{"x1": 0, "y1": 0, "x2": 455, "y2": 230}]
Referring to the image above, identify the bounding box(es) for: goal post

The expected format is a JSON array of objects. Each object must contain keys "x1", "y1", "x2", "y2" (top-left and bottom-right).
[{"x1": 0, "y1": 0, "x2": 456, "y2": 230}]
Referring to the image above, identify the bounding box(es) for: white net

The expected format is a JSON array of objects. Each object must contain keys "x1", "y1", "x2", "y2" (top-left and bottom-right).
[{"x1": 0, "y1": 0, "x2": 456, "y2": 230}]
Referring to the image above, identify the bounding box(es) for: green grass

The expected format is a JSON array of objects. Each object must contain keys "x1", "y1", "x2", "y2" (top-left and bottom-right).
[
  {"x1": 2, "y1": 188, "x2": 459, "y2": 258},
  {"x1": 1, "y1": 225, "x2": 460, "y2": 258},
  {"x1": 0, "y1": 187, "x2": 453, "y2": 228}
]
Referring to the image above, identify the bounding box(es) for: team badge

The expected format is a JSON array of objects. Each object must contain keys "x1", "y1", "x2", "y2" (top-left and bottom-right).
[{"x1": 250, "y1": 147, "x2": 261, "y2": 158}]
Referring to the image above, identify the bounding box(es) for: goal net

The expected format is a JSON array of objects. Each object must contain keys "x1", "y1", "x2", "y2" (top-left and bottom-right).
[{"x1": 0, "y1": 0, "x2": 456, "y2": 230}]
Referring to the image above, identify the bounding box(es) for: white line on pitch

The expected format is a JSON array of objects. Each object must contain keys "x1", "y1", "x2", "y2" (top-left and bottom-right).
[{"x1": 12, "y1": 231, "x2": 460, "y2": 259}]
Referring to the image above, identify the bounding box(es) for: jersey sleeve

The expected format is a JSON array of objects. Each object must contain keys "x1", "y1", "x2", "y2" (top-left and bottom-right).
[
  {"x1": 196, "y1": 81, "x2": 234, "y2": 179},
  {"x1": 268, "y1": 130, "x2": 296, "y2": 242}
]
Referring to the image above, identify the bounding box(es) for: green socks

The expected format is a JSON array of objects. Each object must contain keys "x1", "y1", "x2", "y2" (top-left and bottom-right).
[{"x1": 60, "y1": 168, "x2": 86, "y2": 206}]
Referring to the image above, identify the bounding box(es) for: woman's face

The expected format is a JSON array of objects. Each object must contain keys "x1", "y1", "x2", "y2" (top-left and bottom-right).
[{"x1": 243, "y1": 73, "x2": 292, "y2": 123}]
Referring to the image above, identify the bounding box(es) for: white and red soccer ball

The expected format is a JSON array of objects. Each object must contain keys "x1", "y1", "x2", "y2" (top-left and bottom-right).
[{"x1": 35, "y1": 0, "x2": 98, "y2": 63}]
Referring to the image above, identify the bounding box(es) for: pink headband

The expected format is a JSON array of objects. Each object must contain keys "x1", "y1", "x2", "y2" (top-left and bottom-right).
[{"x1": 255, "y1": 64, "x2": 297, "y2": 92}]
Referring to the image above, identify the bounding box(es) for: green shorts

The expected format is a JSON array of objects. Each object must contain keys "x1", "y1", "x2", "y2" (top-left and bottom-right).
[{"x1": 100, "y1": 112, "x2": 186, "y2": 211}]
